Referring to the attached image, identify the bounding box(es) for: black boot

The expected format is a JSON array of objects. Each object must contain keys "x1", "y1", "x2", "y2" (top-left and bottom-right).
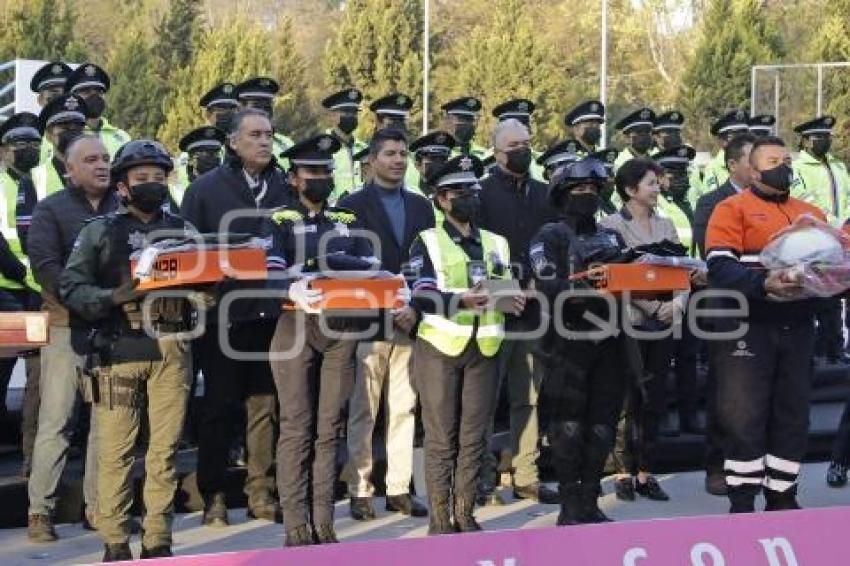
[
  {"x1": 728, "y1": 485, "x2": 758, "y2": 513},
  {"x1": 580, "y1": 424, "x2": 615, "y2": 523},
  {"x1": 140, "y1": 545, "x2": 172, "y2": 558},
  {"x1": 556, "y1": 483, "x2": 583, "y2": 526},
  {"x1": 453, "y1": 494, "x2": 481, "y2": 532},
  {"x1": 427, "y1": 495, "x2": 456, "y2": 535},
  {"x1": 284, "y1": 524, "x2": 314, "y2": 547},
  {"x1": 764, "y1": 486, "x2": 801, "y2": 511},
  {"x1": 103, "y1": 543, "x2": 133, "y2": 562},
  {"x1": 313, "y1": 524, "x2": 339, "y2": 544}
]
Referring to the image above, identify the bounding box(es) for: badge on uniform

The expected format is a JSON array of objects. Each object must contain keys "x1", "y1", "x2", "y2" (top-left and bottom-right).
[
  {"x1": 469, "y1": 261, "x2": 486, "y2": 285},
  {"x1": 128, "y1": 231, "x2": 147, "y2": 250},
  {"x1": 335, "y1": 222, "x2": 350, "y2": 237},
  {"x1": 293, "y1": 224, "x2": 318, "y2": 235}
]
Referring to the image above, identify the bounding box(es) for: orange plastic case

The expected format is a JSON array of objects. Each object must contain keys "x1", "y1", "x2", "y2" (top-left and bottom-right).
[
  {"x1": 573, "y1": 264, "x2": 690, "y2": 298},
  {"x1": 308, "y1": 278, "x2": 404, "y2": 310},
  {"x1": 132, "y1": 248, "x2": 268, "y2": 291},
  {"x1": 0, "y1": 312, "x2": 49, "y2": 358}
]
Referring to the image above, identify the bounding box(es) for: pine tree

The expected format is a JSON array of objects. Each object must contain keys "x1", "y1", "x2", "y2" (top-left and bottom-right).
[
  {"x1": 323, "y1": 0, "x2": 424, "y2": 139},
  {"x1": 677, "y1": 0, "x2": 784, "y2": 147},
  {"x1": 157, "y1": 18, "x2": 271, "y2": 150},
  {"x1": 428, "y1": 0, "x2": 566, "y2": 148},
  {"x1": 0, "y1": 0, "x2": 88, "y2": 61},
  {"x1": 805, "y1": 0, "x2": 850, "y2": 161},
  {"x1": 106, "y1": 0, "x2": 202, "y2": 139},
  {"x1": 270, "y1": 16, "x2": 316, "y2": 141}
]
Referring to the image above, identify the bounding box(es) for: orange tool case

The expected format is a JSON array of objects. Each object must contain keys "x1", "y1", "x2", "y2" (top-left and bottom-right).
[
  {"x1": 307, "y1": 278, "x2": 404, "y2": 310},
  {"x1": 132, "y1": 247, "x2": 268, "y2": 291},
  {"x1": 571, "y1": 263, "x2": 690, "y2": 298},
  {"x1": 0, "y1": 312, "x2": 49, "y2": 358}
]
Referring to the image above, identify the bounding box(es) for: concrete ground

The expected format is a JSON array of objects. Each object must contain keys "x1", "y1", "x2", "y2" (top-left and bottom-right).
[{"x1": 1, "y1": 462, "x2": 849, "y2": 565}]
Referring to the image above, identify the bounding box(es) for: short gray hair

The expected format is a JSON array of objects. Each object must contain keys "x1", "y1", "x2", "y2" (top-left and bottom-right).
[
  {"x1": 491, "y1": 118, "x2": 529, "y2": 150},
  {"x1": 65, "y1": 134, "x2": 105, "y2": 163},
  {"x1": 228, "y1": 107, "x2": 272, "y2": 142}
]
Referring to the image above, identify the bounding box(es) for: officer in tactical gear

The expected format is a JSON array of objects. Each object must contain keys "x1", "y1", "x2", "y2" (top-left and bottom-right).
[
  {"x1": 58, "y1": 140, "x2": 195, "y2": 561},
  {"x1": 529, "y1": 157, "x2": 634, "y2": 526}
]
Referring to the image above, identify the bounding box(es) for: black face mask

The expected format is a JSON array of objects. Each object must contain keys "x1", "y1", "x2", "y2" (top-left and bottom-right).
[
  {"x1": 563, "y1": 192, "x2": 600, "y2": 218},
  {"x1": 454, "y1": 122, "x2": 475, "y2": 145},
  {"x1": 84, "y1": 94, "x2": 106, "y2": 119},
  {"x1": 214, "y1": 111, "x2": 234, "y2": 133},
  {"x1": 631, "y1": 132, "x2": 653, "y2": 154},
  {"x1": 126, "y1": 182, "x2": 168, "y2": 214},
  {"x1": 449, "y1": 193, "x2": 478, "y2": 223},
  {"x1": 338, "y1": 114, "x2": 358, "y2": 135},
  {"x1": 191, "y1": 153, "x2": 221, "y2": 180},
  {"x1": 56, "y1": 127, "x2": 84, "y2": 155},
  {"x1": 505, "y1": 147, "x2": 532, "y2": 175},
  {"x1": 303, "y1": 178, "x2": 334, "y2": 203},
  {"x1": 811, "y1": 138, "x2": 832, "y2": 159},
  {"x1": 660, "y1": 133, "x2": 682, "y2": 150},
  {"x1": 756, "y1": 163, "x2": 793, "y2": 196},
  {"x1": 581, "y1": 126, "x2": 601, "y2": 147},
  {"x1": 666, "y1": 172, "x2": 690, "y2": 200},
  {"x1": 12, "y1": 147, "x2": 40, "y2": 173}
]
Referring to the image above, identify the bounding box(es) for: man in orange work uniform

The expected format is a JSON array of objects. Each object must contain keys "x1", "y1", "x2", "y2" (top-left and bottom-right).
[{"x1": 705, "y1": 136, "x2": 826, "y2": 513}]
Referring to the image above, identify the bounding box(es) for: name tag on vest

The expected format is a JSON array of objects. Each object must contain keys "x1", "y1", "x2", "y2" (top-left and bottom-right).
[{"x1": 293, "y1": 225, "x2": 317, "y2": 235}]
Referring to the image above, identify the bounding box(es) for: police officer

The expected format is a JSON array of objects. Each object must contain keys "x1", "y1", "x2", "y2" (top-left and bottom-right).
[
  {"x1": 492, "y1": 98, "x2": 545, "y2": 180},
  {"x1": 353, "y1": 146, "x2": 372, "y2": 185},
  {"x1": 703, "y1": 109, "x2": 750, "y2": 192},
  {"x1": 175, "y1": 126, "x2": 225, "y2": 204},
  {"x1": 477, "y1": 118, "x2": 559, "y2": 506},
  {"x1": 31, "y1": 94, "x2": 88, "y2": 200},
  {"x1": 588, "y1": 147, "x2": 619, "y2": 215},
  {"x1": 0, "y1": 113, "x2": 42, "y2": 257},
  {"x1": 613, "y1": 107, "x2": 656, "y2": 170},
  {"x1": 537, "y1": 139, "x2": 582, "y2": 182},
  {"x1": 322, "y1": 87, "x2": 368, "y2": 200},
  {"x1": 409, "y1": 130, "x2": 456, "y2": 198},
  {"x1": 0, "y1": 113, "x2": 42, "y2": 478},
  {"x1": 441, "y1": 96, "x2": 487, "y2": 159},
  {"x1": 408, "y1": 154, "x2": 519, "y2": 534},
  {"x1": 749, "y1": 114, "x2": 776, "y2": 138},
  {"x1": 58, "y1": 140, "x2": 193, "y2": 560},
  {"x1": 652, "y1": 110, "x2": 703, "y2": 202},
  {"x1": 174, "y1": 83, "x2": 238, "y2": 192},
  {"x1": 653, "y1": 145, "x2": 698, "y2": 250},
  {"x1": 791, "y1": 115, "x2": 850, "y2": 364},
  {"x1": 235, "y1": 76, "x2": 295, "y2": 158},
  {"x1": 266, "y1": 134, "x2": 378, "y2": 546},
  {"x1": 564, "y1": 100, "x2": 605, "y2": 155},
  {"x1": 529, "y1": 157, "x2": 633, "y2": 525},
  {"x1": 65, "y1": 63, "x2": 131, "y2": 158},
  {"x1": 29, "y1": 61, "x2": 72, "y2": 163},
  {"x1": 705, "y1": 136, "x2": 825, "y2": 513},
  {"x1": 369, "y1": 93, "x2": 420, "y2": 190}
]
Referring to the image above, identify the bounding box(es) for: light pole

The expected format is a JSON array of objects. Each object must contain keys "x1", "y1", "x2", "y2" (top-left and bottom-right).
[
  {"x1": 600, "y1": 0, "x2": 608, "y2": 146},
  {"x1": 422, "y1": 0, "x2": 430, "y2": 134}
]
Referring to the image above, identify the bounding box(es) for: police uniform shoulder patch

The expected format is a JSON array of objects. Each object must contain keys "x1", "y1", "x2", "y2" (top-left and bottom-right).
[
  {"x1": 271, "y1": 208, "x2": 303, "y2": 224},
  {"x1": 326, "y1": 207, "x2": 357, "y2": 224}
]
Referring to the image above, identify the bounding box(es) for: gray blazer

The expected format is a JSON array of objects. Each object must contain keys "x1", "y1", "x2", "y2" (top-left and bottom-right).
[{"x1": 599, "y1": 205, "x2": 688, "y2": 326}]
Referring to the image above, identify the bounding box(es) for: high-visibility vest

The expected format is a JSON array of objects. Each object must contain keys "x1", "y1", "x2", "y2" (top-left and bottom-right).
[
  {"x1": 416, "y1": 225, "x2": 510, "y2": 358},
  {"x1": 32, "y1": 161, "x2": 65, "y2": 200},
  {"x1": 792, "y1": 150, "x2": 850, "y2": 226},
  {"x1": 0, "y1": 172, "x2": 38, "y2": 291}
]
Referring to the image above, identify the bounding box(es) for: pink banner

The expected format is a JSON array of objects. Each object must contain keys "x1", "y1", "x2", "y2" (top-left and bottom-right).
[{"x1": 137, "y1": 507, "x2": 848, "y2": 565}]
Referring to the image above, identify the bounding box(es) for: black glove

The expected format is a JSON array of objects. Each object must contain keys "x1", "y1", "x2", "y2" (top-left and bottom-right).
[{"x1": 111, "y1": 278, "x2": 141, "y2": 305}]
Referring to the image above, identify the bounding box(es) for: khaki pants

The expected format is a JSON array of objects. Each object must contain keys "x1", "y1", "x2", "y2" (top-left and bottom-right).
[
  {"x1": 96, "y1": 339, "x2": 190, "y2": 547},
  {"x1": 347, "y1": 333, "x2": 416, "y2": 497},
  {"x1": 481, "y1": 338, "x2": 542, "y2": 488}
]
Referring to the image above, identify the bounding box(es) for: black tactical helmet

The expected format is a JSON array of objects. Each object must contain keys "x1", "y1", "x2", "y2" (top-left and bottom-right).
[
  {"x1": 111, "y1": 140, "x2": 174, "y2": 176},
  {"x1": 547, "y1": 157, "x2": 608, "y2": 205}
]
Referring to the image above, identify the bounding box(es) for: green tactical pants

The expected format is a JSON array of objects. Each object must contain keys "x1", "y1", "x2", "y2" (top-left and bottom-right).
[{"x1": 94, "y1": 339, "x2": 190, "y2": 547}]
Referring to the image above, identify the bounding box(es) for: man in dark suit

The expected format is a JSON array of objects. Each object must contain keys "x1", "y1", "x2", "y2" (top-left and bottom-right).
[
  {"x1": 339, "y1": 128, "x2": 433, "y2": 520},
  {"x1": 692, "y1": 132, "x2": 755, "y2": 497},
  {"x1": 180, "y1": 108, "x2": 292, "y2": 527},
  {"x1": 694, "y1": 134, "x2": 756, "y2": 259},
  {"x1": 476, "y1": 118, "x2": 559, "y2": 505}
]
